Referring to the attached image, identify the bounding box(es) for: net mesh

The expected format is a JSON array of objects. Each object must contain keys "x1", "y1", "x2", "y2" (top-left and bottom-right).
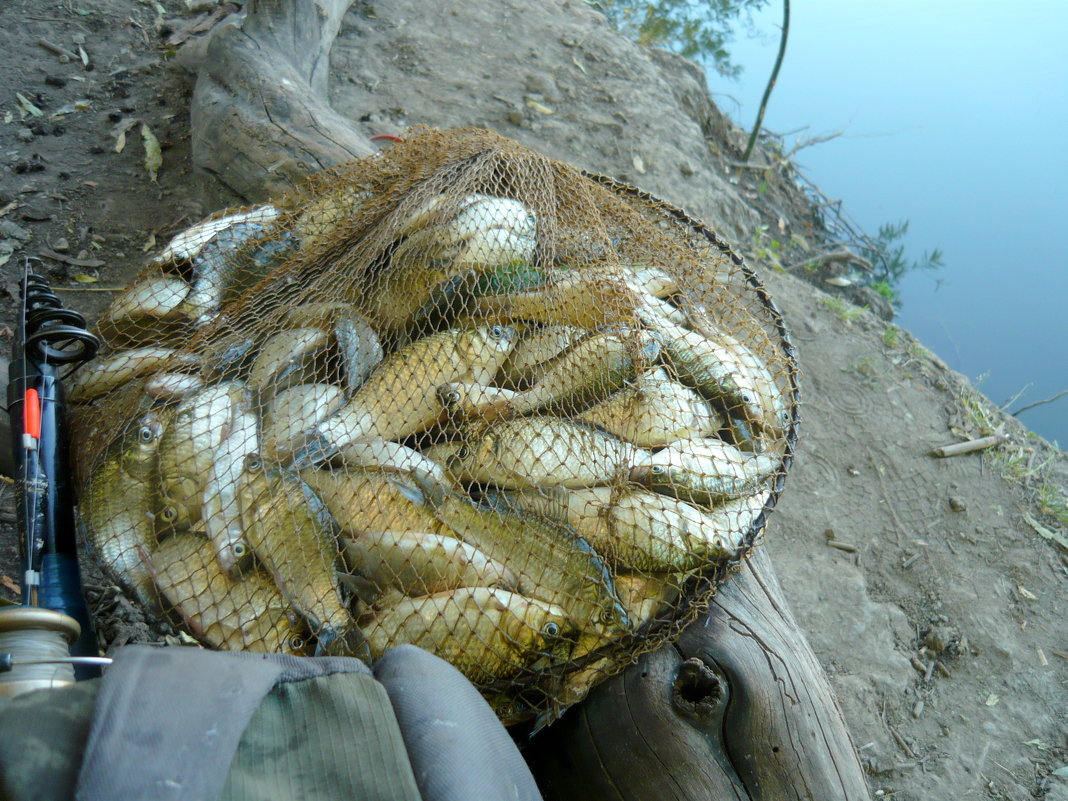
[{"x1": 70, "y1": 127, "x2": 799, "y2": 724}]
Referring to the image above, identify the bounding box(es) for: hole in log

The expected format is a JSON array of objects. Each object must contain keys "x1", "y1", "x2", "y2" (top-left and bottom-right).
[{"x1": 672, "y1": 656, "x2": 724, "y2": 720}]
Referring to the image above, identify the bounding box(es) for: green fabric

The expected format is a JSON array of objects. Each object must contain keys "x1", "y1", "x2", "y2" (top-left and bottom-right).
[
  {"x1": 0, "y1": 673, "x2": 422, "y2": 801},
  {"x1": 223, "y1": 672, "x2": 422, "y2": 801},
  {"x1": 0, "y1": 681, "x2": 98, "y2": 801}
]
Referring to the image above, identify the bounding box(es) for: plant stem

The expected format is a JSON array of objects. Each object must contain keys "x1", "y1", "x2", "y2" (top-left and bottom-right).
[{"x1": 742, "y1": 0, "x2": 789, "y2": 163}]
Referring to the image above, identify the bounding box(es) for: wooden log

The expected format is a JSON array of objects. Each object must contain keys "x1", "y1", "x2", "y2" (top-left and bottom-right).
[
  {"x1": 187, "y1": 0, "x2": 373, "y2": 202},
  {"x1": 525, "y1": 546, "x2": 872, "y2": 800}
]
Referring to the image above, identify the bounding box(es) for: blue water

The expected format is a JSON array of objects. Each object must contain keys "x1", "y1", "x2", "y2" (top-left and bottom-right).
[{"x1": 713, "y1": 0, "x2": 1068, "y2": 448}]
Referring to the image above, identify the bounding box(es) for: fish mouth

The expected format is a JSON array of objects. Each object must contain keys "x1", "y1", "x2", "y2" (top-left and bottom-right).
[{"x1": 288, "y1": 434, "x2": 341, "y2": 470}]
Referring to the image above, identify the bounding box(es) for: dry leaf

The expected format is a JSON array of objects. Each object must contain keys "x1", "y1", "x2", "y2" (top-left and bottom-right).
[
  {"x1": 16, "y1": 92, "x2": 44, "y2": 118},
  {"x1": 141, "y1": 123, "x2": 162, "y2": 181},
  {"x1": 0, "y1": 575, "x2": 21, "y2": 596},
  {"x1": 115, "y1": 129, "x2": 127, "y2": 153},
  {"x1": 525, "y1": 98, "x2": 554, "y2": 115},
  {"x1": 985, "y1": 693, "x2": 1000, "y2": 707},
  {"x1": 1016, "y1": 585, "x2": 1037, "y2": 600},
  {"x1": 141, "y1": 232, "x2": 157, "y2": 252},
  {"x1": 78, "y1": 45, "x2": 89, "y2": 68},
  {"x1": 632, "y1": 153, "x2": 646, "y2": 174},
  {"x1": 72, "y1": 274, "x2": 99, "y2": 283},
  {"x1": 1024, "y1": 514, "x2": 1068, "y2": 550}
]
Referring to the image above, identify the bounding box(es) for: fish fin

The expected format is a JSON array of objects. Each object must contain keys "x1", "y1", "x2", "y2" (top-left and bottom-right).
[{"x1": 289, "y1": 434, "x2": 341, "y2": 470}]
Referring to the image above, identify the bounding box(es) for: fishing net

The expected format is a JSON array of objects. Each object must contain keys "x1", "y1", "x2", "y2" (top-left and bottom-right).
[{"x1": 70, "y1": 127, "x2": 799, "y2": 725}]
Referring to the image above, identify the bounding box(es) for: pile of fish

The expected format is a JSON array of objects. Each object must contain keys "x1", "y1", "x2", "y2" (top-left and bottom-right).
[{"x1": 72, "y1": 135, "x2": 794, "y2": 721}]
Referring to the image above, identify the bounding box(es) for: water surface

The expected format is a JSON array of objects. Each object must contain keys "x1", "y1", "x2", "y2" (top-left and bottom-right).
[{"x1": 715, "y1": 0, "x2": 1067, "y2": 447}]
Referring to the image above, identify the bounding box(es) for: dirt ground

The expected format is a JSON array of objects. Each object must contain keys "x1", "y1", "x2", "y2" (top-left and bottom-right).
[{"x1": 0, "y1": 2, "x2": 1065, "y2": 799}]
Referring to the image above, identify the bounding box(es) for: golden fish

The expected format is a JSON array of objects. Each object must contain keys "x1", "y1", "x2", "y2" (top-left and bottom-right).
[
  {"x1": 293, "y1": 186, "x2": 370, "y2": 248},
  {"x1": 474, "y1": 269, "x2": 646, "y2": 329},
  {"x1": 142, "y1": 372, "x2": 205, "y2": 402},
  {"x1": 68, "y1": 347, "x2": 200, "y2": 403},
  {"x1": 641, "y1": 312, "x2": 768, "y2": 432},
  {"x1": 336, "y1": 438, "x2": 451, "y2": 501},
  {"x1": 630, "y1": 437, "x2": 780, "y2": 507},
  {"x1": 246, "y1": 327, "x2": 331, "y2": 398},
  {"x1": 502, "y1": 485, "x2": 704, "y2": 571},
  {"x1": 447, "y1": 416, "x2": 646, "y2": 489},
  {"x1": 496, "y1": 325, "x2": 585, "y2": 388},
  {"x1": 96, "y1": 276, "x2": 190, "y2": 346},
  {"x1": 260, "y1": 383, "x2": 346, "y2": 463},
  {"x1": 613, "y1": 572, "x2": 682, "y2": 630},
  {"x1": 202, "y1": 410, "x2": 259, "y2": 571},
  {"x1": 418, "y1": 486, "x2": 631, "y2": 640},
  {"x1": 238, "y1": 459, "x2": 352, "y2": 646},
  {"x1": 142, "y1": 533, "x2": 306, "y2": 654},
  {"x1": 342, "y1": 530, "x2": 519, "y2": 596},
  {"x1": 502, "y1": 328, "x2": 661, "y2": 417},
  {"x1": 436, "y1": 382, "x2": 517, "y2": 423},
  {"x1": 154, "y1": 205, "x2": 279, "y2": 263},
  {"x1": 361, "y1": 587, "x2": 575, "y2": 684},
  {"x1": 300, "y1": 467, "x2": 444, "y2": 536},
  {"x1": 80, "y1": 411, "x2": 167, "y2": 603},
  {"x1": 158, "y1": 381, "x2": 247, "y2": 527},
  {"x1": 575, "y1": 367, "x2": 722, "y2": 447},
  {"x1": 704, "y1": 325, "x2": 790, "y2": 439},
  {"x1": 292, "y1": 325, "x2": 516, "y2": 466},
  {"x1": 285, "y1": 303, "x2": 384, "y2": 392}
]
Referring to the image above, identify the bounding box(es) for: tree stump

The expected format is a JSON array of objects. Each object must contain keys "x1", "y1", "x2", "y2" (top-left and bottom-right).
[{"x1": 181, "y1": 3, "x2": 872, "y2": 798}]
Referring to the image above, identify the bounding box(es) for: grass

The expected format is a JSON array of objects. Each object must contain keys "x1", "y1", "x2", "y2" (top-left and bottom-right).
[
  {"x1": 958, "y1": 386, "x2": 1068, "y2": 527},
  {"x1": 882, "y1": 325, "x2": 900, "y2": 348},
  {"x1": 819, "y1": 296, "x2": 866, "y2": 323}
]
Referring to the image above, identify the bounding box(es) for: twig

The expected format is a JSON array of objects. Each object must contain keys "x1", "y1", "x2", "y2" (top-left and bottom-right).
[
  {"x1": 929, "y1": 435, "x2": 1004, "y2": 458},
  {"x1": 1011, "y1": 388, "x2": 1068, "y2": 417},
  {"x1": 742, "y1": 0, "x2": 789, "y2": 163},
  {"x1": 36, "y1": 38, "x2": 80, "y2": 61},
  {"x1": 784, "y1": 248, "x2": 873, "y2": 273}
]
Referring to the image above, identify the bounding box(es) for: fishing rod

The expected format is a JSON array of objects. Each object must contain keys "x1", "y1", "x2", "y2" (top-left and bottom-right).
[{"x1": 1, "y1": 262, "x2": 107, "y2": 696}]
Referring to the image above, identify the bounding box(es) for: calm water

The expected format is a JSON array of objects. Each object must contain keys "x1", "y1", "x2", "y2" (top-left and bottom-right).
[{"x1": 714, "y1": 0, "x2": 1068, "y2": 448}]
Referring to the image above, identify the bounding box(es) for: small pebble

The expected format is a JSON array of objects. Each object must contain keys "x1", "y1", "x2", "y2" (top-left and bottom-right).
[
  {"x1": 21, "y1": 208, "x2": 52, "y2": 222},
  {"x1": 679, "y1": 161, "x2": 695, "y2": 176},
  {"x1": 52, "y1": 237, "x2": 70, "y2": 253},
  {"x1": 15, "y1": 128, "x2": 35, "y2": 143},
  {"x1": 506, "y1": 110, "x2": 524, "y2": 126},
  {"x1": 44, "y1": 75, "x2": 67, "y2": 88},
  {"x1": 948, "y1": 496, "x2": 966, "y2": 512}
]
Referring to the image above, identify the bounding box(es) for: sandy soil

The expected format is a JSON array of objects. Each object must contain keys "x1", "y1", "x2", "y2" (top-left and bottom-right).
[{"x1": 0, "y1": 2, "x2": 1065, "y2": 799}]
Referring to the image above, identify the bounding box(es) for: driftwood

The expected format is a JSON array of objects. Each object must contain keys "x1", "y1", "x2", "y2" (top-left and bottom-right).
[
  {"x1": 182, "y1": 3, "x2": 872, "y2": 798},
  {"x1": 186, "y1": 0, "x2": 374, "y2": 202}
]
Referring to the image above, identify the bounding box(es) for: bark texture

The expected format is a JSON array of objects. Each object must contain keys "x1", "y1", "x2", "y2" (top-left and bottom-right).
[{"x1": 188, "y1": 0, "x2": 374, "y2": 201}]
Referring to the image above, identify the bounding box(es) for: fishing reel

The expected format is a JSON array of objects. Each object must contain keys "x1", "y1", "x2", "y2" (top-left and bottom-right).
[{"x1": 2, "y1": 265, "x2": 109, "y2": 698}]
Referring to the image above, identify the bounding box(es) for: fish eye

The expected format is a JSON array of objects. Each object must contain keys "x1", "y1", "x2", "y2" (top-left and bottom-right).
[
  {"x1": 542, "y1": 621, "x2": 560, "y2": 637},
  {"x1": 138, "y1": 426, "x2": 155, "y2": 442},
  {"x1": 444, "y1": 389, "x2": 461, "y2": 404},
  {"x1": 288, "y1": 636, "x2": 304, "y2": 652},
  {"x1": 456, "y1": 446, "x2": 469, "y2": 460},
  {"x1": 232, "y1": 542, "x2": 247, "y2": 558},
  {"x1": 489, "y1": 325, "x2": 506, "y2": 340},
  {"x1": 650, "y1": 464, "x2": 666, "y2": 476},
  {"x1": 599, "y1": 609, "x2": 616, "y2": 624},
  {"x1": 247, "y1": 457, "x2": 263, "y2": 471},
  {"x1": 741, "y1": 393, "x2": 753, "y2": 404},
  {"x1": 160, "y1": 506, "x2": 178, "y2": 522}
]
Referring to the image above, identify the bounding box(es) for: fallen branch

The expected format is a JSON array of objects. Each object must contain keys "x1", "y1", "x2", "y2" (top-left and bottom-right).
[
  {"x1": 785, "y1": 248, "x2": 873, "y2": 273},
  {"x1": 1011, "y1": 388, "x2": 1068, "y2": 418},
  {"x1": 929, "y1": 435, "x2": 1004, "y2": 458}
]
